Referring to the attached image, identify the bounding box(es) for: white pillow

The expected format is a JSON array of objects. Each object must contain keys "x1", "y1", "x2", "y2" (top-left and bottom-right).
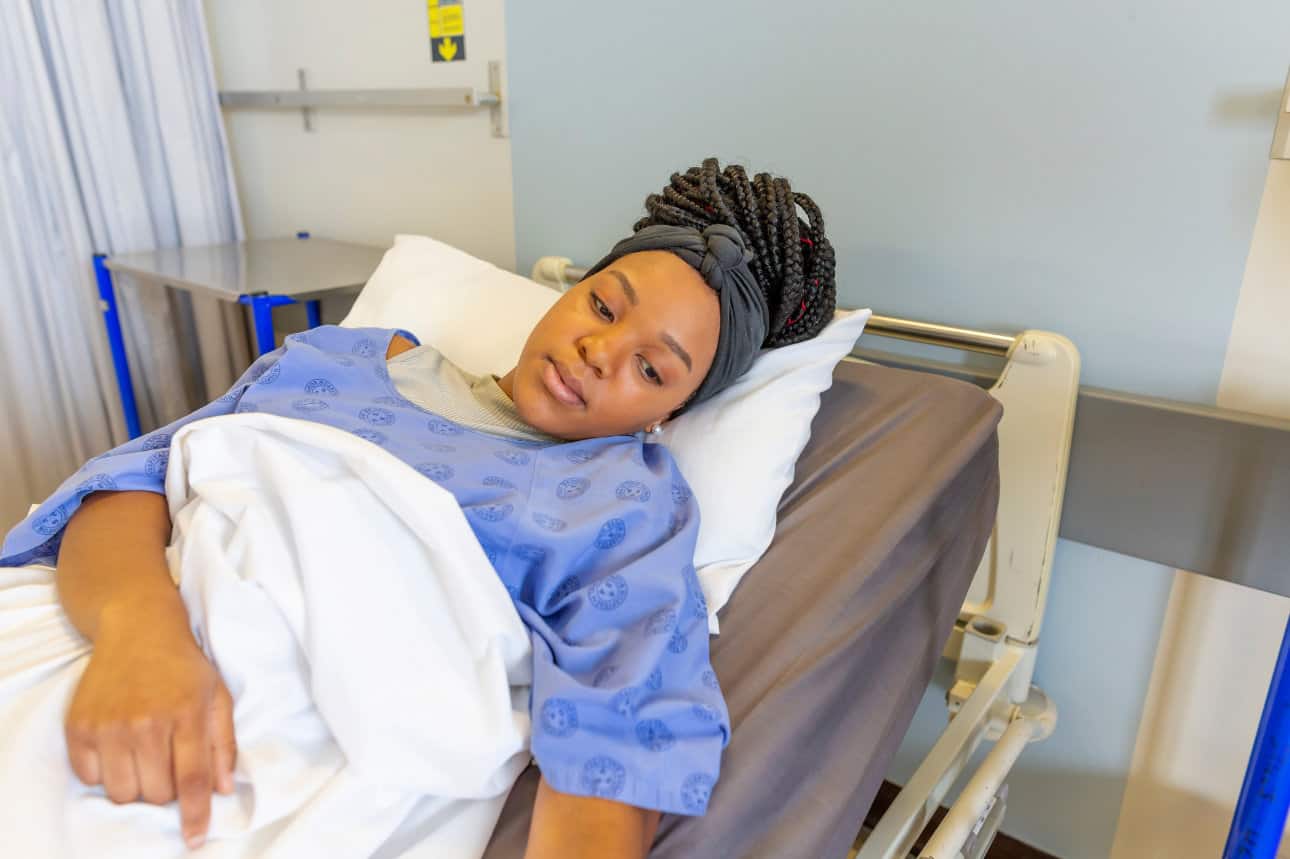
[
  {"x1": 342, "y1": 235, "x2": 870, "y2": 631},
  {"x1": 342, "y1": 235, "x2": 559, "y2": 377},
  {"x1": 661, "y1": 308, "x2": 870, "y2": 630}
]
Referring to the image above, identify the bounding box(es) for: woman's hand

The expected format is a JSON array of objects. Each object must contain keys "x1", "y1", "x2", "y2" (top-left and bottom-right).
[
  {"x1": 56, "y1": 491, "x2": 235, "y2": 850},
  {"x1": 64, "y1": 600, "x2": 236, "y2": 850}
]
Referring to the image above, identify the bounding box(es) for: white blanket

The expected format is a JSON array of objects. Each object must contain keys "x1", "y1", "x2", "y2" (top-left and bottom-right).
[{"x1": 0, "y1": 415, "x2": 533, "y2": 858}]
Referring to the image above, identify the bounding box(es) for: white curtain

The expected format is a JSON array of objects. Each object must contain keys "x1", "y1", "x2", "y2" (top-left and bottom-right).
[{"x1": 0, "y1": 0, "x2": 248, "y2": 531}]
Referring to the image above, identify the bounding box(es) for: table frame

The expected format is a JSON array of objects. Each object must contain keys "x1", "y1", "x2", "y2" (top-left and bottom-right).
[{"x1": 92, "y1": 250, "x2": 323, "y2": 440}]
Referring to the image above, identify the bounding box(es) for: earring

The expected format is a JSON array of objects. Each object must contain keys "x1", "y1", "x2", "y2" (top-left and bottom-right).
[{"x1": 648, "y1": 424, "x2": 663, "y2": 436}]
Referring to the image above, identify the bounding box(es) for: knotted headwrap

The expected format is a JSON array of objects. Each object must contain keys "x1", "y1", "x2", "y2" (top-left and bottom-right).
[{"x1": 582, "y1": 224, "x2": 769, "y2": 411}]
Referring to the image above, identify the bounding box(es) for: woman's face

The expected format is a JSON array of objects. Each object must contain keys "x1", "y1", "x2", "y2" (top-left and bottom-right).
[{"x1": 499, "y1": 251, "x2": 720, "y2": 441}]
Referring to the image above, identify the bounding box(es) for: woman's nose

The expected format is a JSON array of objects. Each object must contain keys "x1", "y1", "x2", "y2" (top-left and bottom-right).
[{"x1": 577, "y1": 333, "x2": 618, "y2": 379}]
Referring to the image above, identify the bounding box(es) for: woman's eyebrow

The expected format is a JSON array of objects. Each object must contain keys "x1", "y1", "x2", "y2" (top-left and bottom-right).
[
  {"x1": 608, "y1": 270, "x2": 638, "y2": 306},
  {"x1": 605, "y1": 268, "x2": 689, "y2": 370},
  {"x1": 660, "y1": 332, "x2": 692, "y2": 372}
]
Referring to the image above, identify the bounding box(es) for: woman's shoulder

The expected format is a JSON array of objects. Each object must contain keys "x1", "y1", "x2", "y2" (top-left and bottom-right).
[
  {"x1": 279, "y1": 325, "x2": 421, "y2": 359},
  {"x1": 386, "y1": 333, "x2": 418, "y2": 360}
]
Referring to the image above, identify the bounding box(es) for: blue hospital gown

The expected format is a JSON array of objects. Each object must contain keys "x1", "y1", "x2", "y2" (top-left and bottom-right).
[{"x1": 1, "y1": 326, "x2": 729, "y2": 816}]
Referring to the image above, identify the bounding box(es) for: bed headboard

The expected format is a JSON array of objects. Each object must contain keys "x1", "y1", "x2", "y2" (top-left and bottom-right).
[{"x1": 956, "y1": 330, "x2": 1080, "y2": 704}]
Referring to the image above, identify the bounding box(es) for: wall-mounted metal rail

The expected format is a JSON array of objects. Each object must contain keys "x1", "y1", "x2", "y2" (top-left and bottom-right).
[{"x1": 218, "y1": 63, "x2": 507, "y2": 137}]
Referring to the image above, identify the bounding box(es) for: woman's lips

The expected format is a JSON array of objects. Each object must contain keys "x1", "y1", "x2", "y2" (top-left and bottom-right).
[{"x1": 543, "y1": 358, "x2": 586, "y2": 408}]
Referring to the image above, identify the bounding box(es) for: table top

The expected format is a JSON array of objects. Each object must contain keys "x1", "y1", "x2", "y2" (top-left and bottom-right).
[{"x1": 104, "y1": 238, "x2": 386, "y2": 301}]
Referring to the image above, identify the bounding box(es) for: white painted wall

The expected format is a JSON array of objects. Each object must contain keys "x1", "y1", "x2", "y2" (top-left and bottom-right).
[
  {"x1": 1112, "y1": 136, "x2": 1290, "y2": 856},
  {"x1": 1112, "y1": 573, "x2": 1290, "y2": 858},
  {"x1": 203, "y1": 0, "x2": 514, "y2": 268},
  {"x1": 1218, "y1": 160, "x2": 1290, "y2": 421}
]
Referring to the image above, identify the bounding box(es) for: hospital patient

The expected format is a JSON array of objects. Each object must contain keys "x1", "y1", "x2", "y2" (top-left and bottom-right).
[{"x1": 1, "y1": 159, "x2": 837, "y2": 857}]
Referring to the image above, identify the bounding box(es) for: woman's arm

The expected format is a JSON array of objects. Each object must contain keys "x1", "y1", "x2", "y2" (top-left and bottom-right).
[
  {"x1": 386, "y1": 334, "x2": 418, "y2": 360},
  {"x1": 57, "y1": 490, "x2": 180, "y2": 639},
  {"x1": 41, "y1": 333, "x2": 415, "y2": 847},
  {"x1": 524, "y1": 775, "x2": 660, "y2": 859},
  {"x1": 58, "y1": 491, "x2": 235, "y2": 850}
]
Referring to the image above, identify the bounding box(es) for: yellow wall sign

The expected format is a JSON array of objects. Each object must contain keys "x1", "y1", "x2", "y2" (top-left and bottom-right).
[{"x1": 428, "y1": 0, "x2": 465, "y2": 62}]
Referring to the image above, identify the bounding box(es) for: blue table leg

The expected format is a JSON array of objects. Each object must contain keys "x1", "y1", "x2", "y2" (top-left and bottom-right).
[
  {"x1": 249, "y1": 295, "x2": 276, "y2": 355},
  {"x1": 306, "y1": 299, "x2": 322, "y2": 329},
  {"x1": 1224, "y1": 614, "x2": 1290, "y2": 859},
  {"x1": 92, "y1": 255, "x2": 142, "y2": 440},
  {"x1": 239, "y1": 294, "x2": 298, "y2": 356}
]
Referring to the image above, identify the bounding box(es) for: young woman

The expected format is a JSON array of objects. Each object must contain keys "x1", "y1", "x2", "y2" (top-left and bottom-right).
[{"x1": 1, "y1": 158, "x2": 837, "y2": 858}]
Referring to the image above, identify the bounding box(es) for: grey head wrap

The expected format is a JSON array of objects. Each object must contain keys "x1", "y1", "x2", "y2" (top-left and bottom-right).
[{"x1": 582, "y1": 224, "x2": 769, "y2": 410}]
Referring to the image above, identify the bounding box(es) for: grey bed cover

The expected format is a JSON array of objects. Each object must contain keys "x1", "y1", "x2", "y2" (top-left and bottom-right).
[{"x1": 482, "y1": 360, "x2": 1002, "y2": 859}]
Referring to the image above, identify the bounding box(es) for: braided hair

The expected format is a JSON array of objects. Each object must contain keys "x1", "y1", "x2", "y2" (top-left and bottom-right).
[{"x1": 633, "y1": 158, "x2": 837, "y2": 347}]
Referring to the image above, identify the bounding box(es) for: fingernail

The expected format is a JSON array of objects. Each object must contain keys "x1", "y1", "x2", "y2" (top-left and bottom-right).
[{"x1": 186, "y1": 834, "x2": 204, "y2": 850}]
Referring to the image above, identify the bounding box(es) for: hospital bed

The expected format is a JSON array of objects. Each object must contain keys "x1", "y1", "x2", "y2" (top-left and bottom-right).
[{"x1": 486, "y1": 259, "x2": 1081, "y2": 859}]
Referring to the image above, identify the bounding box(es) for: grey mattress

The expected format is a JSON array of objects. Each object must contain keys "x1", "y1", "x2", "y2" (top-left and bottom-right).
[{"x1": 483, "y1": 360, "x2": 1002, "y2": 859}]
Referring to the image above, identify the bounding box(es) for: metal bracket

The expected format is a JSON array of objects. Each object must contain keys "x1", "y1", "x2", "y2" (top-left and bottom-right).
[
  {"x1": 530, "y1": 256, "x2": 574, "y2": 290},
  {"x1": 949, "y1": 616, "x2": 1019, "y2": 740},
  {"x1": 947, "y1": 616, "x2": 1055, "y2": 741},
  {"x1": 488, "y1": 60, "x2": 508, "y2": 139},
  {"x1": 297, "y1": 68, "x2": 312, "y2": 132}
]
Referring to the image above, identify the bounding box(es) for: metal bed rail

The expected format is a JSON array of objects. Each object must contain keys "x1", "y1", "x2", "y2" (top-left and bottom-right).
[{"x1": 559, "y1": 263, "x2": 1017, "y2": 355}]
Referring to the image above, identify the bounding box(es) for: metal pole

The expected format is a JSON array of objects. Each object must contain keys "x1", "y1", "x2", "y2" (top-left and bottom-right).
[
  {"x1": 558, "y1": 264, "x2": 1016, "y2": 355},
  {"x1": 1224, "y1": 614, "x2": 1290, "y2": 859},
  {"x1": 248, "y1": 295, "x2": 277, "y2": 355},
  {"x1": 218, "y1": 87, "x2": 496, "y2": 109},
  {"x1": 296, "y1": 231, "x2": 322, "y2": 328},
  {"x1": 857, "y1": 647, "x2": 1024, "y2": 859},
  {"x1": 920, "y1": 717, "x2": 1038, "y2": 858},
  {"x1": 864, "y1": 315, "x2": 1015, "y2": 356},
  {"x1": 92, "y1": 255, "x2": 142, "y2": 439}
]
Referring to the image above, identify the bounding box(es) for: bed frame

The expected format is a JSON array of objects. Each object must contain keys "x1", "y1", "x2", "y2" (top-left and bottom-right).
[{"x1": 532, "y1": 255, "x2": 1081, "y2": 859}]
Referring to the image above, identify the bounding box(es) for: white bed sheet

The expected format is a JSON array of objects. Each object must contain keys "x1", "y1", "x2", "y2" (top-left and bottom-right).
[{"x1": 0, "y1": 415, "x2": 534, "y2": 858}]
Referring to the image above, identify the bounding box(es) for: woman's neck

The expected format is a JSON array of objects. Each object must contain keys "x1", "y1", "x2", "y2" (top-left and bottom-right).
[{"x1": 496, "y1": 369, "x2": 516, "y2": 401}]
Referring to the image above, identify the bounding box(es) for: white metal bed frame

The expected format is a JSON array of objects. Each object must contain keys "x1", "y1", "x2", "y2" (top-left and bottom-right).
[{"x1": 532, "y1": 255, "x2": 1081, "y2": 859}]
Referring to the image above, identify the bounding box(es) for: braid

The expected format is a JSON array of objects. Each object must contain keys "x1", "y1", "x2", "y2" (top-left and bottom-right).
[{"x1": 633, "y1": 157, "x2": 837, "y2": 347}]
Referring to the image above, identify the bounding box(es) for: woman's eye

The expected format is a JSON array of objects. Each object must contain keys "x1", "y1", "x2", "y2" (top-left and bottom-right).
[
  {"x1": 638, "y1": 357, "x2": 662, "y2": 386},
  {"x1": 592, "y1": 293, "x2": 614, "y2": 321}
]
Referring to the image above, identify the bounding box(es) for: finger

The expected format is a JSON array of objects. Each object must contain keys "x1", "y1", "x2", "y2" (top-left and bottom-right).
[
  {"x1": 172, "y1": 716, "x2": 213, "y2": 849},
  {"x1": 132, "y1": 718, "x2": 176, "y2": 805},
  {"x1": 209, "y1": 682, "x2": 237, "y2": 795},
  {"x1": 99, "y1": 726, "x2": 141, "y2": 804},
  {"x1": 65, "y1": 721, "x2": 102, "y2": 786}
]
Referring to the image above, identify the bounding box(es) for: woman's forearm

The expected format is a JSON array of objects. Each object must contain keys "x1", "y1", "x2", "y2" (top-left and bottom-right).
[
  {"x1": 56, "y1": 490, "x2": 190, "y2": 643},
  {"x1": 525, "y1": 776, "x2": 659, "y2": 859},
  {"x1": 55, "y1": 489, "x2": 236, "y2": 849}
]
